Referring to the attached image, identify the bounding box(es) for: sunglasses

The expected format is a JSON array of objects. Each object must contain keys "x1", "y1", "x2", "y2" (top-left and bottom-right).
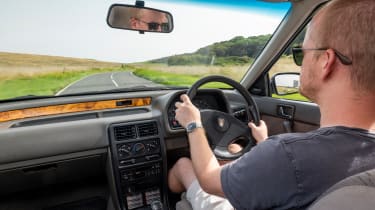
[
  {"x1": 292, "y1": 47, "x2": 352, "y2": 66},
  {"x1": 138, "y1": 19, "x2": 169, "y2": 32}
]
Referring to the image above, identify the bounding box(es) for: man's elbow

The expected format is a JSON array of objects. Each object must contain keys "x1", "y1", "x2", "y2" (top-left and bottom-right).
[
  {"x1": 200, "y1": 179, "x2": 214, "y2": 194},
  {"x1": 197, "y1": 171, "x2": 223, "y2": 196}
]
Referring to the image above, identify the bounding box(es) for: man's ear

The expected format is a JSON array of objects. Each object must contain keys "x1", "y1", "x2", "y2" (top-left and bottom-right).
[
  {"x1": 321, "y1": 49, "x2": 336, "y2": 80},
  {"x1": 129, "y1": 17, "x2": 137, "y2": 28}
]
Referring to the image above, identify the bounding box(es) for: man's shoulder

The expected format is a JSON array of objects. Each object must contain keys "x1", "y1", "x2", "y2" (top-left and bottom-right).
[{"x1": 267, "y1": 126, "x2": 374, "y2": 145}]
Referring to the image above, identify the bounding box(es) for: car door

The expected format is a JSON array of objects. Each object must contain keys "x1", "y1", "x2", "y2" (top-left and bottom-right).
[
  {"x1": 255, "y1": 90, "x2": 320, "y2": 136},
  {"x1": 250, "y1": 19, "x2": 321, "y2": 137}
]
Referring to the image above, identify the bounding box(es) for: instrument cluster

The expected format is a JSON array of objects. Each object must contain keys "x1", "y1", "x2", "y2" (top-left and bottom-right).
[{"x1": 167, "y1": 90, "x2": 228, "y2": 130}]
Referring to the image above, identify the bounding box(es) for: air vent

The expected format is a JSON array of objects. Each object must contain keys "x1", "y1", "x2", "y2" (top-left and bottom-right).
[
  {"x1": 114, "y1": 125, "x2": 137, "y2": 141},
  {"x1": 137, "y1": 122, "x2": 158, "y2": 137}
]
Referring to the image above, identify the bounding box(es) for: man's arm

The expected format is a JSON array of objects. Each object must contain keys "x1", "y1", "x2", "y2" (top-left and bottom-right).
[
  {"x1": 175, "y1": 94, "x2": 268, "y2": 196},
  {"x1": 189, "y1": 128, "x2": 225, "y2": 195},
  {"x1": 175, "y1": 94, "x2": 224, "y2": 196}
]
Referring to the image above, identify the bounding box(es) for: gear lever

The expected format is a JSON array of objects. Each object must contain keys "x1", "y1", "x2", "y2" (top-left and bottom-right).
[{"x1": 150, "y1": 200, "x2": 163, "y2": 210}]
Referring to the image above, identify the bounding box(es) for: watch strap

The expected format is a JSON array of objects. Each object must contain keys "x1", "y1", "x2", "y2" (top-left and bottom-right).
[{"x1": 186, "y1": 122, "x2": 203, "y2": 133}]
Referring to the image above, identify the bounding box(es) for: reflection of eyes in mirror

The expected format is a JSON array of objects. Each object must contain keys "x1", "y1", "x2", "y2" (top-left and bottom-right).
[
  {"x1": 129, "y1": 10, "x2": 169, "y2": 32},
  {"x1": 107, "y1": 5, "x2": 173, "y2": 33},
  {"x1": 130, "y1": 18, "x2": 169, "y2": 32}
]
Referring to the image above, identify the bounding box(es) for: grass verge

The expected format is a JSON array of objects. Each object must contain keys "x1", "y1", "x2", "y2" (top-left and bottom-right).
[
  {"x1": 132, "y1": 66, "x2": 232, "y2": 88},
  {"x1": 0, "y1": 62, "x2": 309, "y2": 103},
  {"x1": 272, "y1": 93, "x2": 310, "y2": 102},
  {"x1": 0, "y1": 67, "x2": 125, "y2": 100}
]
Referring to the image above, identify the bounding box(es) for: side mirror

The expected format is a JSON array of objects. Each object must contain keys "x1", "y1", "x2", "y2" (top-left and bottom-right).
[
  {"x1": 107, "y1": 4, "x2": 174, "y2": 33},
  {"x1": 271, "y1": 72, "x2": 300, "y2": 95}
]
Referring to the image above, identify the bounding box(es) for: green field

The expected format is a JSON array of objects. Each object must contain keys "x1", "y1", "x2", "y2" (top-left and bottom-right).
[
  {"x1": 0, "y1": 52, "x2": 308, "y2": 102},
  {"x1": 133, "y1": 67, "x2": 232, "y2": 88},
  {"x1": 272, "y1": 93, "x2": 309, "y2": 101},
  {"x1": 132, "y1": 65, "x2": 308, "y2": 101},
  {"x1": 0, "y1": 67, "x2": 128, "y2": 100}
]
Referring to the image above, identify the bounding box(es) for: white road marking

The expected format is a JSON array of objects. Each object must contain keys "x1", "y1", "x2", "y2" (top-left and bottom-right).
[
  {"x1": 55, "y1": 76, "x2": 88, "y2": 96},
  {"x1": 110, "y1": 72, "x2": 119, "y2": 87}
]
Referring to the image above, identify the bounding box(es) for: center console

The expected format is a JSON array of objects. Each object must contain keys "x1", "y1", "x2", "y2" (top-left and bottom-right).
[{"x1": 109, "y1": 120, "x2": 166, "y2": 210}]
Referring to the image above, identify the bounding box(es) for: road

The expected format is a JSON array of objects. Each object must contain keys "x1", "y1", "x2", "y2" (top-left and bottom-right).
[{"x1": 56, "y1": 71, "x2": 163, "y2": 95}]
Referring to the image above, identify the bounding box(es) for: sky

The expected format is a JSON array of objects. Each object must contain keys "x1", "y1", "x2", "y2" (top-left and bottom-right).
[{"x1": 0, "y1": 0, "x2": 290, "y2": 63}]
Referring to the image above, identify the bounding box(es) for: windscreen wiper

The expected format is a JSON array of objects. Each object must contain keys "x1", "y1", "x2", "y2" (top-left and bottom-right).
[
  {"x1": 62, "y1": 85, "x2": 189, "y2": 95},
  {"x1": 0, "y1": 86, "x2": 189, "y2": 103},
  {"x1": 102, "y1": 85, "x2": 189, "y2": 93},
  {"x1": 0, "y1": 95, "x2": 57, "y2": 103}
]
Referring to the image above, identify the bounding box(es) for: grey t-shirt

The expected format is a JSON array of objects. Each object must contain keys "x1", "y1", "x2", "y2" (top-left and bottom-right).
[{"x1": 221, "y1": 126, "x2": 375, "y2": 210}]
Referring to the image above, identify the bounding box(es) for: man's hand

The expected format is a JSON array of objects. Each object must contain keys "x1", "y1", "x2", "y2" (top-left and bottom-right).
[
  {"x1": 175, "y1": 94, "x2": 201, "y2": 128},
  {"x1": 248, "y1": 120, "x2": 268, "y2": 143}
]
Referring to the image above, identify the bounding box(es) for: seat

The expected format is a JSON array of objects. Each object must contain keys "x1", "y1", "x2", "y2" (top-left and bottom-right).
[
  {"x1": 176, "y1": 169, "x2": 375, "y2": 210},
  {"x1": 308, "y1": 168, "x2": 375, "y2": 210}
]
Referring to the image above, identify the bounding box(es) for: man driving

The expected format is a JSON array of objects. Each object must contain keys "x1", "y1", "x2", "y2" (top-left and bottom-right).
[
  {"x1": 168, "y1": 0, "x2": 375, "y2": 209},
  {"x1": 129, "y1": 8, "x2": 169, "y2": 32}
]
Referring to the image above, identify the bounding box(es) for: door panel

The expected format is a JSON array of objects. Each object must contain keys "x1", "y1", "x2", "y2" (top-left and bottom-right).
[{"x1": 254, "y1": 97, "x2": 320, "y2": 136}]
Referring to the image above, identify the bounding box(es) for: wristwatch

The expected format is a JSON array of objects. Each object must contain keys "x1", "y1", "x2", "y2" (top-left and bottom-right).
[{"x1": 186, "y1": 122, "x2": 203, "y2": 133}]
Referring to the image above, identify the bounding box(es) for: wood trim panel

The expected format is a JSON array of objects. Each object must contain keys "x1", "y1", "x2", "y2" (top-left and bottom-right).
[{"x1": 0, "y1": 97, "x2": 151, "y2": 123}]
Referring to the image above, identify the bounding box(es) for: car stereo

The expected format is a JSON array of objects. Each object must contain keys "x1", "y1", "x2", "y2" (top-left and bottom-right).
[{"x1": 109, "y1": 120, "x2": 166, "y2": 210}]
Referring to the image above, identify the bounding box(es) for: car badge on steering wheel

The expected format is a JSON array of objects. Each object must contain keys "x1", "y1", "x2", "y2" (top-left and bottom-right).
[{"x1": 217, "y1": 117, "x2": 230, "y2": 132}]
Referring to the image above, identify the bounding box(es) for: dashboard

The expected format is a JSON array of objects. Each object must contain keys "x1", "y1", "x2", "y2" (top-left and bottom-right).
[{"x1": 0, "y1": 88, "x2": 251, "y2": 210}]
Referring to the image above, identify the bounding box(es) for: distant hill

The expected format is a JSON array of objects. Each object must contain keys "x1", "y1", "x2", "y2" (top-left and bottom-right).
[
  {"x1": 0, "y1": 52, "x2": 121, "y2": 68},
  {"x1": 150, "y1": 33, "x2": 304, "y2": 66},
  {"x1": 150, "y1": 35, "x2": 272, "y2": 66},
  {"x1": 0, "y1": 52, "x2": 123, "y2": 78}
]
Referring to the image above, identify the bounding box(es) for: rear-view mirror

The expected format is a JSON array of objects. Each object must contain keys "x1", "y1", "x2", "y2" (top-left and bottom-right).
[
  {"x1": 271, "y1": 73, "x2": 300, "y2": 95},
  {"x1": 107, "y1": 4, "x2": 173, "y2": 33}
]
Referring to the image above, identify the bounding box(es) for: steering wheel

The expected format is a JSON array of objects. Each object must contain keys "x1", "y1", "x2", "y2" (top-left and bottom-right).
[{"x1": 187, "y1": 75, "x2": 261, "y2": 160}]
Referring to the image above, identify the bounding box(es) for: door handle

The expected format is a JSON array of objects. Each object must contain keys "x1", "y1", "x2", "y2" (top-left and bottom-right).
[
  {"x1": 277, "y1": 104, "x2": 295, "y2": 133},
  {"x1": 277, "y1": 104, "x2": 295, "y2": 120}
]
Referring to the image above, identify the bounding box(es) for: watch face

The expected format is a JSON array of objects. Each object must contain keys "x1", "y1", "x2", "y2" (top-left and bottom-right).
[
  {"x1": 187, "y1": 122, "x2": 196, "y2": 132},
  {"x1": 186, "y1": 122, "x2": 202, "y2": 133}
]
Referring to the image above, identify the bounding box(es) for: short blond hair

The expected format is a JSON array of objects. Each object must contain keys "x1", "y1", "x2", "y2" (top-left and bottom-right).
[{"x1": 314, "y1": 0, "x2": 375, "y2": 93}]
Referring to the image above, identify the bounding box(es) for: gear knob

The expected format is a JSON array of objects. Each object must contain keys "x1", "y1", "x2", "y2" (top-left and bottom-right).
[{"x1": 150, "y1": 200, "x2": 163, "y2": 210}]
